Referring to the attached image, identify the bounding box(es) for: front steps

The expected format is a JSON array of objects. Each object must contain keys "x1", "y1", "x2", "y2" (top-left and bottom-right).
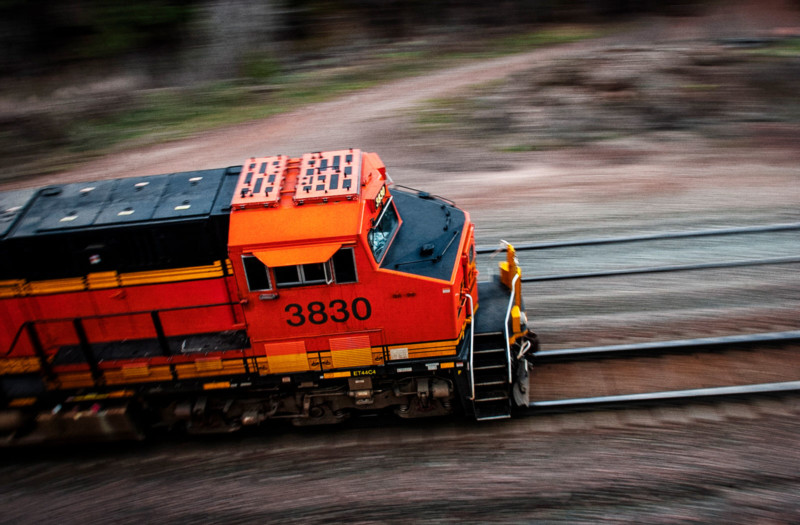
[{"x1": 471, "y1": 331, "x2": 512, "y2": 420}]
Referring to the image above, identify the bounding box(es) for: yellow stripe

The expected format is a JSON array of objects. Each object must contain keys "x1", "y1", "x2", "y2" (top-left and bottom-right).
[
  {"x1": 385, "y1": 345, "x2": 458, "y2": 361},
  {"x1": 174, "y1": 359, "x2": 246, "y2": 379},
  {"x1": 122, "y1": 365, "x2": 151, "y2": 378},
  {"x1": 323, "y1": 371, "x2": 352, "y2": 379},
  {"x1": 407, "y1": 347, "x2": 457, "y2": 359},
  {"x1": 387, "y1": 339, "x2": 456, "y2": 352},
  {"x1": 52, "y1": 372, "x2": 95, "y2": 389},
  {"x1": 120, "y1": 261, "x2": 225, "y2": 286},
  {"x1": 0, "y1": 280, "x2": 27, "y2": 298},
  {"x1": 9, "y1": 397, "x2": 36, "y2": 407},
  {"x1": 255, "y1": 357, "x2": 270, "y2": 375},
  {"x1": 104, "y1": 366, "x2": 172, "y2": 384},
  {"x1": 27, "y1": 278, "x2": 85, "y2": 295},
  {"x1": 1, "y1": 260, "x2": 231, "y2": 297},
  {"x1": 0, "y1": 358, "x2": 41, "y2": 375},
  {"x1": 330, "y1": 347, "x2": 373, "y2": 369},
  {"x1": 87, "y1": 271, "x2": 121, "y2": 290},
  {"x1": 267, "y1": 353, "x2": 310, "y2": 374},
  {"x1": 195, "y1": 358, "x2": 223, "y2": 372},
  {"x1": 386, "y1": 333, "x2": 464, "y2": 361},
  {"x1": 108, "y1": 390, "x2": 135, "y2": 398},
  {"x1": 203, "y1": 381, "x2": 231, "y2": 390}
]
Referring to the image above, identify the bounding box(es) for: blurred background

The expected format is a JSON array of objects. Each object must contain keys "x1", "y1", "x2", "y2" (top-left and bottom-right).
[
  {"x1": 1, "y1": 2, "x2": 800, "y2": 523},
  {"x1": 0, "y1": 0, "x2": 733, "y2": 181}
]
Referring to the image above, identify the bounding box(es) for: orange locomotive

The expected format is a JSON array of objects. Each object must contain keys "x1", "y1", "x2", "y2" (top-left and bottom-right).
[{"x1": 0, "y1": 149, "x2": 535, "y2": 442}]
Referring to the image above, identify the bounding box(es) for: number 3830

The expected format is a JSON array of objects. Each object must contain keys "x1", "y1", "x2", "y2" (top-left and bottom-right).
[{"x1": 284, "y1": 298, "x2": 372, "y2": 326}]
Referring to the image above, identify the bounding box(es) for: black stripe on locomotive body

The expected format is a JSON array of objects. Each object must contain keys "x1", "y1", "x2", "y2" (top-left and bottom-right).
[{"x1": 0, "y1": 167, "x2": 241, "y2": 282}]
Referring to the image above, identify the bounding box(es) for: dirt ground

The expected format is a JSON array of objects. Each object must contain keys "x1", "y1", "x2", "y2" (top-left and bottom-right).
[
  {"x1": 2, "y1": 1, "x2": 800, "y2": 523},
  {"x1": 1, "y1": 400, "x2": 799, "y2": 524}
]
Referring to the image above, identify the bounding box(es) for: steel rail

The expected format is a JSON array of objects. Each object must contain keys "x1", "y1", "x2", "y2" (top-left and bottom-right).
[
  {"x1": 476, "y1": 222, "x2": 800, "y2": 254},
  {"x1": 519, "y1": 255, "x2": 800, "y2": 282},
  {"x1": 528, "y1": 380, "x2": 800, "y2": 411},
  {"x1": 533, "y1": 330, "x2": 800, "y2": 363}
]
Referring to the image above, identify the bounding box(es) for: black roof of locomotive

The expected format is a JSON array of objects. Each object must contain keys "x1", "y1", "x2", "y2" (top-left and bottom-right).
[
  {"x1": 5, "y1": 167, "x2": 241, "y2": 239},
  {"x1": 0, "y1": 187, "x2": 37, "y2": 239},
  {"x1": 0, "y1": 166, "x2": 241, "y2": 281}
]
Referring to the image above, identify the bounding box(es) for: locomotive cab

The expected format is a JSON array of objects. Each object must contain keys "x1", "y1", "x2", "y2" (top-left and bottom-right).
[{"x1": 226, "y1": 149, "x2": 481, "y2": 422}]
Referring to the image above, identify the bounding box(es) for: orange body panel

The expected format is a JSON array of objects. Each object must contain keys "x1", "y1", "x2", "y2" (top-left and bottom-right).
[
  {"x1": 1, "y1": 277, "x2": 244, "y2": 359},
  {"x1": 228, "y1": 149, "x2": 477, "y2": 374}
]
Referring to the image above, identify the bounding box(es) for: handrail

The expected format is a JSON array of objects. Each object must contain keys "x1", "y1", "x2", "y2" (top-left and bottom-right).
[
  {"x1": 3, "y1": 321, "x2": 31, "y2": 357},
  {"x1": 15, "y1": 301, "x2": 241, "y2": 326},
  {"x1": 4, "y1": 301, "x2": 242, "y2": 358},
  {"x1": 391, "y1": 184, "x2": 457, "y2": 207},
  {"x1": 465, "y1": 293, "x2": 475, "y2": 400},
  {"x1": 502, "y1": 273, "x2": 519, "y2": 384}
]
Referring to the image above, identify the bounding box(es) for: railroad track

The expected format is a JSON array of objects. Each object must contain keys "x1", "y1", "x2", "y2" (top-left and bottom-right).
[
  {"x1": 477, "y1": 221, "x2": 799, "y2": 342},
  {"x1": 477, "y1": 221, "x2": 800, "y2": 282},
  {"x1": 475, "y1": 222, "x2": 800, "y2": 417},
  {"x1": 523, "y1": 331, "x2": 800, "y2": 415}
]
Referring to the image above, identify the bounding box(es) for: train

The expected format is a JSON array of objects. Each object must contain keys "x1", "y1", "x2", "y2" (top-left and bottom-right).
[{"x1": 0, "y1": 149, "x2": 537, "y2": 442}]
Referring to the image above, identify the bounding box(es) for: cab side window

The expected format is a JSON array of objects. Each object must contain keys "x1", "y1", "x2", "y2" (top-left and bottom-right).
[
  {"x1": 275, "y1": 263, "x2": 330, "y2": 288},
  {"x1": 243, "y1": 247, "x2": 358, "y2": 291},
  {"x1": 331, "y1": 247, "x2": 357, "y2": 283},
  {"x1": 242, "y1": 255, "x2": 271, "y2": 291}
]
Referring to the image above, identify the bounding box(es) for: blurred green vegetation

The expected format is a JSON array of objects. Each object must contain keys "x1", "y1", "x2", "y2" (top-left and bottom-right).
[
  {"x1": 750, "y1": 37, "x2": 800, "y2": 57},
  {"x1": 488, "y1": 26, "x2": 604, "y2": 55}
]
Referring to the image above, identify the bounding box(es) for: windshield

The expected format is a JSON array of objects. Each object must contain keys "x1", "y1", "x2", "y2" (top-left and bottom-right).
[{"x1": 368, "y1": 202, "x2": 398, "y2": 262}]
